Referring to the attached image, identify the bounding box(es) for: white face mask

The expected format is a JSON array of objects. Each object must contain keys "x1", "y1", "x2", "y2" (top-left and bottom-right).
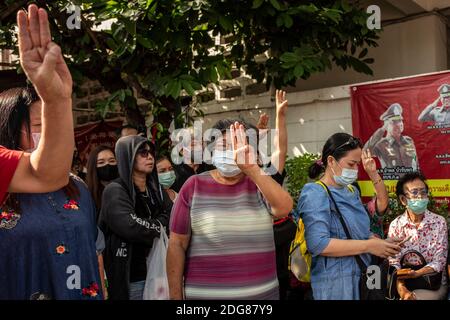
[
  {"x1": 212, "y1": 150, "x2": 241, "y2": 177},
  {"x1": 26, "y1": 132, "x2": 41, "y2": 152}
]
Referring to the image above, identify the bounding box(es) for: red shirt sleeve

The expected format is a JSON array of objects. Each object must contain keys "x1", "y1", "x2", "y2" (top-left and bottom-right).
[{"x1": 0, "y1": 146, "x2": 23, "y2": 204}]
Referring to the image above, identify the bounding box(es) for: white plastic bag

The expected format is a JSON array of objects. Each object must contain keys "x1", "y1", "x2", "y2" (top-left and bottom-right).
[{"x1": 143, "y1": 222, "x2": 169, "y2": 300}]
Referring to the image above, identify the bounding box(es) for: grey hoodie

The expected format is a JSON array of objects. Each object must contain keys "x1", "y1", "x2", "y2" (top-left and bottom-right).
[
  {"x1": 99, "y1": 135, "x2": 172, "y2": 300},
  {"x1": 114, "y1": 135, "x2": 159, "y2": 205}
]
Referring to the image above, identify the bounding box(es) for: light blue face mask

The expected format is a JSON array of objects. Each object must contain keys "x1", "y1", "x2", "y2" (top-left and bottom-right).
[
  {"x1": 158, "y1": 170, "x2": 176, "y2": 189},
  {"x1": 407, "y1": 198, "x2": 429, "y2": 215},
  {"x1": 212, "y1": 150, "x2": 241, "y2": 177},
  {"x1": 331, "y1": 161, "x2": 358, "y2": 186}
]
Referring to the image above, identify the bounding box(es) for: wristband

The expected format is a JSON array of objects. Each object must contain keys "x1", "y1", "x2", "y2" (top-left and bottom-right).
[{"x1": 373, "y1": 177, "x2": 383, "y2": 185}]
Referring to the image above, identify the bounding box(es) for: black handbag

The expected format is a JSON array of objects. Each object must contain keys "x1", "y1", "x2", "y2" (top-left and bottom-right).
[
  {"x1": 321, "y1": 183, "x2": 388, "y2": 300},
  {"x1": 400, "y1": 250, "x2": 442, "y2": 291}
]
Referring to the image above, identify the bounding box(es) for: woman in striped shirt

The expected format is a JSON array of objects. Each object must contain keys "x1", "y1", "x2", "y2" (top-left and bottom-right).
[{"x1": 167, "y1": 120, "x2": 293, "y2": 300}]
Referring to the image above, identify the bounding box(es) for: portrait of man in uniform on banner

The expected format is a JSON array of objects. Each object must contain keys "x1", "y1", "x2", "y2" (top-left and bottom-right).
[
  {"x1": 364, "y1": 103, "x2": 419, "y2": 176},
  {"x1": 418, "y1": 83, "x2": 450, "y2": 126},
  {"x1": 352, "y1": 71, "x2": 450, "y2": 201}
]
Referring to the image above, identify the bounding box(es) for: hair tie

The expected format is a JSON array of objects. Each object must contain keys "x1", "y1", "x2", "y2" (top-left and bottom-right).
[{"x1": 316, "y1": 159, "x2": 324, "y2": 167}]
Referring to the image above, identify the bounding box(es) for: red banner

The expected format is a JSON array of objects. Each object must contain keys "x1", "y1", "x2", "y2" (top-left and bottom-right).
[
  {"x1": 74, "y1": 120, "x2": 123, "y2": 166},
  {"x1": 351, "y1": 71, "x2": 450, "y2": 199}
]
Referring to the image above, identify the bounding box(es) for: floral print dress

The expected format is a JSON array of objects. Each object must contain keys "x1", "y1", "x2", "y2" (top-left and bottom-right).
[{"x1": 0, "y1": 178, "x2": 102, "y2": 300}]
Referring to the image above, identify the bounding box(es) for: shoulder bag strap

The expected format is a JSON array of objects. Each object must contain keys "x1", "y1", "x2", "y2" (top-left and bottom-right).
[{"x1": 316, "y1": 181, "x2": 368, "y2": 271}]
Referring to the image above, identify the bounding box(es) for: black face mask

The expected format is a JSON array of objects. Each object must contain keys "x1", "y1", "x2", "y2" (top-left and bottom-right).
[{"x1": 97, "y1": 164, "x2": 119, "y2": 182}]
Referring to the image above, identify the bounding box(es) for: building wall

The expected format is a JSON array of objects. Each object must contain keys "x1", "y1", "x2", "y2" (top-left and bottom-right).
[
  {"x1": 290, "y1": 14, "x2": 448, "y2": 92},
  {"x1": 199, "y1": 13, "x2": 449, "y2": 157},
  {"x1": 199, "y1": 86, "x2": 351, "y2": 157},
  {"x1": 72, "y1": 80, "x2": 125, "y2": 127}
]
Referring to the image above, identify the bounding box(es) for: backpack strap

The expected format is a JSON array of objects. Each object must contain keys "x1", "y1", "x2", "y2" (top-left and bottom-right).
[
  {"x1": 315, "y1": 180, "x2": 328, "y2": 193},
  {"x1": 347, "y1": 184, "x2": 355, "y2": 193},
  {"x1": 315, "y1": 181, "x2": 355, "y2": 194}
]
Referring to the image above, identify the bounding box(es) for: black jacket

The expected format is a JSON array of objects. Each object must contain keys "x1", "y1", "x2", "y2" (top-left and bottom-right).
[
  {"x1": 172, "y1": 162, "x2": 215, "y2": 192},
  {"x1": 99, "y1": 136, "x2": 172, "y2": 300}
]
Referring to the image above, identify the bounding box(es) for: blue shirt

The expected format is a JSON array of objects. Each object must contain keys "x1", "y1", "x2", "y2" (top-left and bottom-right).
[
  {"x1": 0, "y1": 179, "x2": 102, "y2": 300},
  {"x1": 298, "y1": 182, "x2": 371, "y2": 300}
]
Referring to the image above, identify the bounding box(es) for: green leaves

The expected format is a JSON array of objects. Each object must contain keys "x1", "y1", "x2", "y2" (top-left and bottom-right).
[
  {"x1": 341, "y1": 0, "x2": 352, "y2": 13},
  {"x1": 1, "y1": 0, "x2": 379, "y2": 94},
  {"x1": 280, "y1": 46, "x2": 316, "y2": 68},
  {"x1": 269, "y1": 0, "x2": 281, "y2": 10},
  {"x1": 276, "y1": 13, "x2": 293, "y2": 28},
  {"x1": 163, "y1": 74, "x2": 203, "y2": 98},
  {"x1": 0, "y1": 0, "x2": 380, "y2": 153},
  {"x1": 347, "y1": 56, "x2": 373, "y2": 75},
  {"x1": 295, "y1": 4, "x2": 318, "y2": 14},
  {"x1": 106, "y1": 1, "x2": 118, "y2": 8},
  {"x1": 293, "y1": 64, "x2": 304, "y2": 78},
  {"x1": 218, "y1": 15, "x2": 233, "y2": 32},
  {"x1": 165, "y1": 79, "x2": 182, "y2": 98},
  {"x1": 95, "y1": 88, "x2": 132, "y2": 118},
  {"x1": 146, "y1": 0, "x2": 155, "y2": 9},
  {"x1": 280, "y1": 52, "x2": 301, "y2": 69},
  {"x1": 209, "y1": 66, "x2": 219, "y2": 83},
  {"x1": 136, "y1": 35, "x2": 154, "y2": 48},
  {"x1": 321, "y1": 8, "x2": 342, "y2": 24},
  {"x1": 124, "y1": 20, "x2": 136, "y2": 36},
  {"x1": 252, "y1": 0, "x2": 264, "y2": 9},
  {"x1": 359, "y1": 48, "x2": 368, "y2": 59},
  {"x1": 283, "y1": 14, "x2": 293, "y2": 28},
  {"x1": 180, "y1": 74, "x2": 202, "y2": 95},
  {"x1": 285, "y1": 153, "x2": 320, "y2": 207}
]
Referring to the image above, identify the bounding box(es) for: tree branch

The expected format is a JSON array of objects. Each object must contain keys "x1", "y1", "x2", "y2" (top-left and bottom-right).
[
  {"x1": 125, "y1": 73, "x2": 155, "y2": 101},
  {"x1": 0, "y1": 0, "x2": 28, "y2": 21},
  {"x1": 80, "y1": 14, "x2": 107, "y2": 54}
]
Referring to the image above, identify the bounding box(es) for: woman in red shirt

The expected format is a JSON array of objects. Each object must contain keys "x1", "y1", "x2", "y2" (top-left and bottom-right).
[
  {"x1": 0, "y1": 146, "x2": 22, "y2": 203},
  {"x1": 1, "y1": 4, "x2": 74, "y2": 203}
]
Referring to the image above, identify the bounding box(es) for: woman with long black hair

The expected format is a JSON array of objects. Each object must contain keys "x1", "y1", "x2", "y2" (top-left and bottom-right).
[
  {"x1": 0, "y1": 4, "x2": 75, "y2": 204},
  {"x1": 85, "y1": 145, "x2": 120, "y2": 299},
  {"x1": 86, "y1": 145, "x2": 119, "y2": 220},
  {"x1": 0, "y1": 87, "x2": 102, "y2": 299},
  {"x1": 297, "y1": 132, "x2": 402, "y2": 300}
]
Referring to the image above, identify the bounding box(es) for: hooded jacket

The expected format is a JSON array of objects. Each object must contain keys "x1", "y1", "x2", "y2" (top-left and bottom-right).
[{"x1": 99, "y1": 135, "x2": 172, "y2": 300}]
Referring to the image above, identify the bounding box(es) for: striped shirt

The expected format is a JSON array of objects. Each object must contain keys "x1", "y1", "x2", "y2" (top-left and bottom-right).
[{"x1": 170, "y1": 172, "x2": 279, "y2": 300}]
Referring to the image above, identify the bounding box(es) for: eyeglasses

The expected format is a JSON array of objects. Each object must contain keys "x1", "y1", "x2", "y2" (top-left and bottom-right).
[
  {"x1": 405, "y1": 188, "x2": 428, "y2": 199},
  {"x1": 335, "y1": 136, "x2": 362, "y2": 152},
  {"x1": 137, "y1": 148, "x2": 152, "y2": 158}
]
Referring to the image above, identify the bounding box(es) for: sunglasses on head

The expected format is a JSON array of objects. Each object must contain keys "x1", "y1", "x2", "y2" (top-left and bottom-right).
[{"x1": 335, "y1": 136, "x2": 362, "y2": 152}]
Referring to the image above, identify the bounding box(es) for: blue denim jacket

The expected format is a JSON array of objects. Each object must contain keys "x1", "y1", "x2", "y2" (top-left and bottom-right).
[{"x1": 298, "y1": 183, "x2": 371, "y2": 300}]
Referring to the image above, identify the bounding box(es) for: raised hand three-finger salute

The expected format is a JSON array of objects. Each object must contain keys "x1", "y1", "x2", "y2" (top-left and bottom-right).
[{"x1": 6, "y1": 4, "x2": 74, "y2": 195}]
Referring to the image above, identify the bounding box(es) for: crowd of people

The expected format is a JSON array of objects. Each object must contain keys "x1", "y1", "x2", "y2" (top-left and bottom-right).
[{"x1": 0, "y1": 4, "x2": 449, "y2": 301}]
